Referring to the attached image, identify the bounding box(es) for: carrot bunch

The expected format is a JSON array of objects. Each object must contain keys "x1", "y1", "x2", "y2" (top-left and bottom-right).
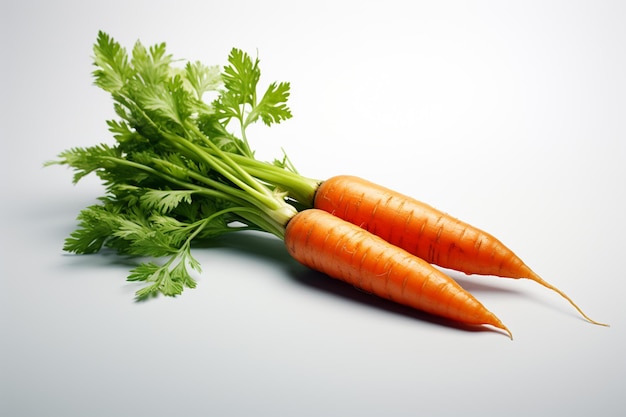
[{"x1": 48, "y1": 32, "x2": 607, "y2": 337}]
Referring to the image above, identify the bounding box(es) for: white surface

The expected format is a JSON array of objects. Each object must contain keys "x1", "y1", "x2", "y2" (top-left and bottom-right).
[{"x1": 2, "y1": 1, "x2": 625, "y2": 416}]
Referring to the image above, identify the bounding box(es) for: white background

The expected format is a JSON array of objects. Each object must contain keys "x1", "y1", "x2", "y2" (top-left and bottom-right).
[{"x1": 2, "y1": 1, "x2": 625, "y2": 416}]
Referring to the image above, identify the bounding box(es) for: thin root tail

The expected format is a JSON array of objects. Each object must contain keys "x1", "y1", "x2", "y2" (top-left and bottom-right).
[{"x1": 527, "y1": 272, "x2": 609, "y2": 327}]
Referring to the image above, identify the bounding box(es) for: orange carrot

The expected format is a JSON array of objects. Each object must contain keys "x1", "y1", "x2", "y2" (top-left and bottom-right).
[
  {"x1": 285, "y1": 209, "x2": 512, "y2": 337},
  {"x1": 314, "y1": 175, "x2": 607, "y2": 326}
]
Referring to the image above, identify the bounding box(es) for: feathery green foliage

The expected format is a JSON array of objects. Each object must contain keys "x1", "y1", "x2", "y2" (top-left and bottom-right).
[{"x1": 47, "y1": 31, "x2": 319, "y2": 299}]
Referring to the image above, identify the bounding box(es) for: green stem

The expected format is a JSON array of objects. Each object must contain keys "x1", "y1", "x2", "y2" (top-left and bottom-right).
[
  {"x1": 225, "y1": 152, "x2": 320, "y2": 205},
  {"x1": 161, "y1": 126, "x2": 283, "y2": 213},
  {"x1": 150, "y1": 157, "x2": 291, "y2": 222},
  {"x1": 102, "y1": 157, "x2": 218, "y2": 195},
  {"x1": 239, "y1": 118, "x2": 255, "y2": 157},
  {"x1": 102, "y1": 156, "x2": 295, "y2": 237},
  {"x1": 189, "y1": 124, "x2": 272, "y2": 196},
  {"x1": 117, "y1": 92, "x2": 281, "y2": 210}
]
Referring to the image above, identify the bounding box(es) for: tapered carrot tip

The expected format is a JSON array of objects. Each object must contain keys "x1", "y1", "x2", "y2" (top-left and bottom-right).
[
  {"x1": 525, "y1": 269, "x2": 609, "y2": 327},
  {"x1": 482, "y1": 310, "x2": 513, "y2": 339},
  {"x1": 494, "y1": 320, "x2": 513, "y2": 340}
]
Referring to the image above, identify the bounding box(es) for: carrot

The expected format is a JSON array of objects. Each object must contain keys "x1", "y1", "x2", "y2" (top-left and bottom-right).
[
  {"x1": 285, "y1": 209, "x2": 512, "y2": 337},
  {"x1": 313, "y1": 175, "x2": 607, "y2": 326},
  {"x1": 54, "y1": 33, "x2": 606, "y2": 335}
]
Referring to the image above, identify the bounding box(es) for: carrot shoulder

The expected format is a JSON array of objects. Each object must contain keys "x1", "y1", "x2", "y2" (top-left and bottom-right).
[
  {"x1": 314, "y1": 175, "x2": 607, "y2": 326},
  {"x1": 285, "y1": 209, "x2": 512, "y2": 337}
]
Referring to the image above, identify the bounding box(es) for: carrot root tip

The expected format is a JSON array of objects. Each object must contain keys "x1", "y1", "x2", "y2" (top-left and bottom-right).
[{"x1": 525, "y1": 273, "x2": 609, "y2": 327}]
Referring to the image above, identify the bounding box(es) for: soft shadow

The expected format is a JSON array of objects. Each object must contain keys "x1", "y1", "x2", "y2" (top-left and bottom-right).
[
  {"x1": 196, "y1": 230, "x2": 294, "y2": 264},
  {"x1": 202, "y1": 232, "x2": 510, "y2": 336},
  {"x1": 61, "y1": 248, "x2": 146, "y2": 268},
  {"x1": 55, "y1": 230, "x2": 519, "y2": 334},
  {"x1": 287, "y1": 265, "x2": 512, "y2": 336},
  {"x1": 444, "y1": 272, "x2": 522, "y2": 297}
]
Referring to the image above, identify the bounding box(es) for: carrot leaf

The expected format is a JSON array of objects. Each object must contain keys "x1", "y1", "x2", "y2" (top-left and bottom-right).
[{"x1": 48, "y1": 31, "x2": 319, "y2": 298}]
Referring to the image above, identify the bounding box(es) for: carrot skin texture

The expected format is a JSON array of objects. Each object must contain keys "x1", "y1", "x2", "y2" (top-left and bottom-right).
[
  {"x1": 314, "y1": 175, "x2": 607, "y2": 326},
  {"x1": 285, "y1": 209, "x2": 511, "y2": 335},
  {"x1": 314, "y1": 175, "x2": 524, "y2": 277}
]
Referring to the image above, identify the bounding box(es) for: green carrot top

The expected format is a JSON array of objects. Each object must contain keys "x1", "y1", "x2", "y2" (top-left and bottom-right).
[{"x1": 47, "y1": 31, "x2": 319, "y2": 299}]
